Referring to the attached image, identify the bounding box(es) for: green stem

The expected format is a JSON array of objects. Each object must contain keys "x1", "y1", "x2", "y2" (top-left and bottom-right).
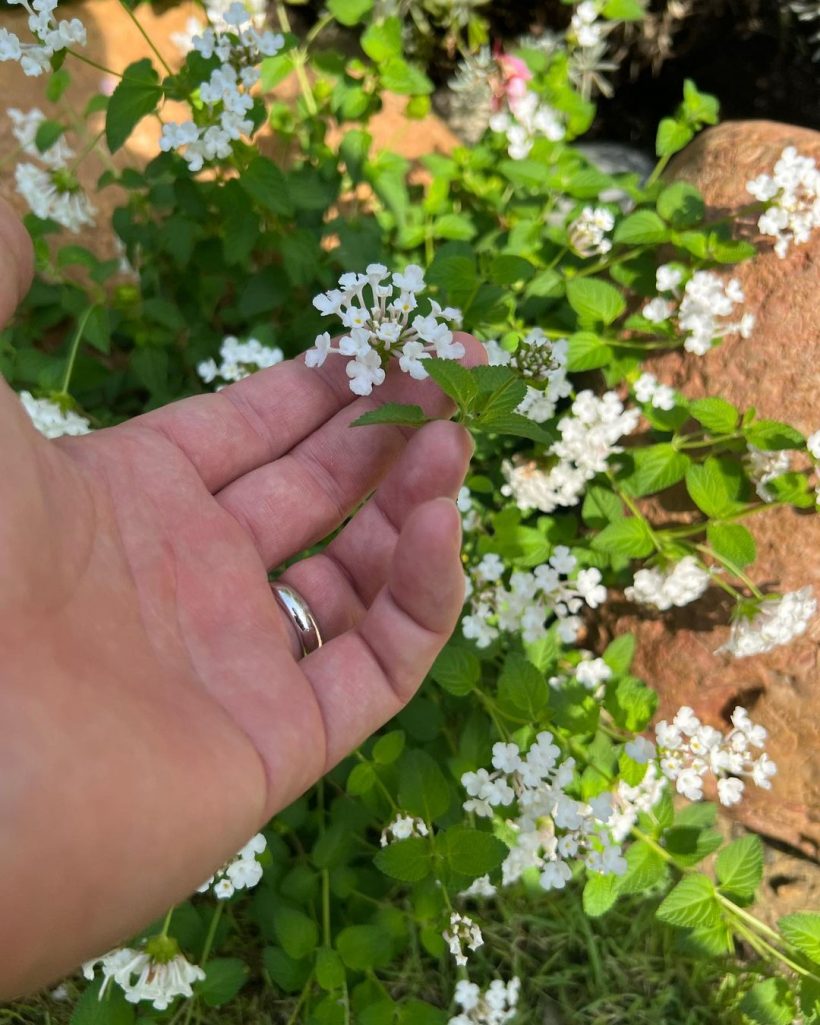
[
  {"x1": 305, "y1": 13, "x2": 334, "y2": 47},
  {"x1": 58, "y1": 306, "x2": 95, "y2": 397},
  {"x1": 646, "y1": 153, "x2": 672, "y2": 188},
  {"x1": 274, "y1": 3, "x2": 318, "y2": 115},
  {"x1": 68, "y1": 127, "x2": 107, "y2": 174},
  {"x1": 321, "y1": 869, "x2": 331, "y2": 948},
  {"x1": 200, "y1": 901, "x2": 224, "y2": 963},
  {"x1": 118, "y1": 0, "x2": 174, "y2": 76},
  {"x1": 695, "y1": 544, "x2": 764, "y2": 599},
  {"x1": 159, "y1": 906, "x2": 176, "y2": 939},
  {"x1": 66, "y1": 49, "x2": 121, "y2": 78},
  {"x1": 675, "y1": 431, "x2": 746, "y2": 450},
  {"x1": 285, "y1": 978, "x2": 313, "y2": 1025},
  {"x1": 575, "y1": 246, "x2": 645, "y2": 279}
]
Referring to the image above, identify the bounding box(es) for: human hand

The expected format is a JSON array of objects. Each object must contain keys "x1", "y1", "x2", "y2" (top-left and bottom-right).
[{"x1": 0, "y1": 199, "x2": 481, "y2": 996}]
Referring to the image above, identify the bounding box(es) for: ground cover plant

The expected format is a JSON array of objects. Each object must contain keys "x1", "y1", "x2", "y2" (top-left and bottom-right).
[{"x1": 1, "y1": 0, "x2": 820, "y2": 1023}]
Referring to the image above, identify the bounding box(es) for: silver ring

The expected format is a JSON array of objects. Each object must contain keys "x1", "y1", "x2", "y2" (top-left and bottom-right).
[{"x1": 270, "y1": 582, "x2": 323, "y2": 657}]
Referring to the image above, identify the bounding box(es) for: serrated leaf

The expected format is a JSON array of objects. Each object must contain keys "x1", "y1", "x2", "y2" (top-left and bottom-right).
[
  {"x1": 592, "y1": 517, "x2": 655, "y2": 558},
  {"x1": 423, "y1": 358, "x2": 478, "y2": 410},
  {"x1": 664, "y1": 825, "x2": 723, "y2": 868},
  {"x1": 198, "y1": 958, "x2": 249, "y2": 1007},
  {"x1": 685, "y1": 458, "x2": 745, "y2": 517},
  {"x1": 352, "y1": 403, "x2": 431, "y2": 427},
  {"x1": 398, "y1": 749, "x2": 451, "y2": 821},
  {"x1": 681, "y1": 922, "x2": 734, "y2": 957},
  {"x1": 567, "y1": 331, "x2": 613, "y2": 370},
  {"x1": 566, "y1": 278, "x2": 626, "y2": 326},
  {"x1": 582, "y1": 873, "x2": 621, "y2": 916},
  {"x1": 374, "y1": 837, "x2": 432, "y2": 882},
  {"x1": 498, "y1": 653, "x2": 549, "y2": 718},
  {"x1": 606, "y1": 675, "x2": 657, "y2": 732},
  {"x1": 780, "y1": 913, "x2": 820, "y2": 964},
  {"x1": 582, "y1": 486, "x2": 624, "y2": 528},
  {"x1": 441, "y1": 826, "x2": 508, "y2": 880},
  {"x1": 689, "y1": 396, "x2": 739, "y2": 434},
  {"x1": 656, "y1": 874, "x2": 720, "y2": 929},
  {"x1": 430, "y1": 645, "x2": 480, "y2": 696},
  {"x1": 105, "y1": 58, "x2": 162, "y2": 153},
  {"x1": 656, "y1": 182, "x2": 705, "y2": 228},
  {"x1": 626, "y1": 444, "x2": 690, "y2": 496},
  {"x1": 613, "y1": 210, "x2": 668, "y2": 245},
  {"x1": 239, "y1": 155, "x2": 293, "y2": 216},
  {"x1": 602, "y1": 633, "x2": 635, "y2": 674},
  {"x1": 707, "y1": 523, "x2": 756, "y2": 569},
  {"x1": 360, "y1": 16, "x2": 402, "y2": 61},
  {"x1": 739, "y1": 978, "x2": 794, "y2": 1025},
  {"x1": 617, "y1": 841, "x2": 666, "y2": 895},
  {"x1": 745, "y1": 419, "x2": 805, "y2": 451},
  {"x1": 328, "y1": 0, "x2": 373, "y2": 25},
  {"x1": 473, "y1": 409, "x2": 554, "y2": 443}
]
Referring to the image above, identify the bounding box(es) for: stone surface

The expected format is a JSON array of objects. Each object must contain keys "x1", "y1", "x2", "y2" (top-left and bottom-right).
[{"x1": 603, "y1": 121, "x2": 820, "y2": 857}]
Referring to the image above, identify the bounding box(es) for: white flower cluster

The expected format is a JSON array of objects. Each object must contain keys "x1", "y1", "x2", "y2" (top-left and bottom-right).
[
  {"x1": 485, "y1": 334, "x2": 572, "y2": 424},
  {"x1": 197, "y1": 832, "x2": 266, "y2": 900},
  {"x1": 11, "y1": 108, "x2": 95, "y2": 232},
  {"x1": 807, "y1": 431, "x2": 820, "y2": 460},
  {"x1": 460, "y1": 874, "x2": 498, "y2": 900},
  {"x1": 574, "y1": 654, "x2": 612, "y2": 690},
  {"x1": 172, "y1": 0, "x2": 268, "y2": 54},
  {"x1": 747, "y1": 146, "x2": 820, "y2": 258},
  {"x1": 306, "y1": 264, "x2": 464, "y2": 396},
  {"x1": 18, "y1": 391, "x2": 91, "y2": 439},
  {"x1": 489, "y1": 89, "x2": 565, "y2": 160},
  {"x1": 567, "y1": 206, "x2": 615, "y2": 257},
  {"x1": 462, "y1": 735, "x2": 627, "y2": 891},
  {"x1": 607, "y1": 763, "x2": 667, "y2": 843},
  {"x1": 462, "y1": 548, "x2": 606, "y2": 648},
  {"x1": 197, "y1": 335, "x2": 284, "y2": 387},
  {"x1": 654, "y1": 705, "x2": 777, "y2": 806},
  {"x1": 83, "y1": 944, "x2": 205, "y2": 1011},
  {"x1": 569, "y1": 1, "x2": 606, "y2": 48},
  {"x1": 566, "y1": 1, "x2": 620, "y2": 99},
  {"x1": 746, "y1": 445, "x2": 791, "y2": 502},
  {"x1": 448, "y1": 977, "x2": 521, "y2": 1025},
  {"x1": 502, "y1": 391, "x2": 640, "y2": 513},
  {"x1": 645, "y1": 267, "x2": 754, "y2": 356},
  {"x1": 0, "y1": 0, "x2": 86, "y2": 77},
  {"x1": 719, "y1": 587, "x2": 817, "y2": 657},
  {"x1": 443, "y1": 912, "x2": 484, "y2": 967},
  {"x1": 161, "y1": 2, "x2": 284, "y2": 172},
  {"x1": 379, "y1": 814, "x2": 429, "y2": 847},
  {"x1": 625, "y1": 557, "x2": 712, "y2": 611},
  {"x1": 633, "y1": 371, "x2": 676, "y2": 411},
  {"x1": 457, "y1": 486, "x2": 482, "y2": 532}
]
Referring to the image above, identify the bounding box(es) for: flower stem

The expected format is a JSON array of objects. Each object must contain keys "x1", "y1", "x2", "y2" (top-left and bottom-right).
[
  {"x1": 58, "y1": 305, "x2": 95, "y2": 397},
  {"x1": 159, "y1": 905, "x2": 175, "y2": 939},
  {"x1": 200, "y1": 901, "x2": 224, "y2": 963},
  {"x1": 118, "y1": 0, "x2": 174, "y2": 76},
  {"x1": 645, "y1": 153, "x2": 672, "y2": 188},
  {"x1": 66, "y1": 48, "x2": 121, "y2": 79}
]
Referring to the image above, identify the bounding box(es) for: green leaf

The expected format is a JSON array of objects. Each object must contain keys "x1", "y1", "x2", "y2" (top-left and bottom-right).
[
  {"x1": 374, "y1": 837, "x2": 432, "y2": 882},
  {"x1": 46, "y1": 66, "x2": 71, "y2": 102},
  {"x1": 34, "y1": 118, "x2": 64, "y2": 154},
  {"x1": 328, "y1": 0, "x2": 373, "y2": 25},
  {"x1": 626, "y1": 444, "x2": 690, "y2": 496},
  {"x1": 263, "y1": 946, "x2": 312, "y2": 993},
  {"x1": 489, "y1": 254, "x2": 535, "y2": 285},
  {"x1": 656, "y1": 182, "x2": 705, "y2": 228},
  {"x1": 398, "y1": 749, "x2": 451, "y2": 820},
  {"x1": 602, "y1": 633, "x2": 635, "y2": 674},
  {"x1": 373, "y1": 730, "x2": 405, "y2": 765},
  {"x1": 707, "y1": 523, "x2": 756, "y2": 569},
  {"x1": 682, "y1": 922, "x2": 735, "y2": 957},
  {"x1": 582, "y1": 486, "x2": 624, "y2": 528},
  {"x1": 105, "y1": 58, "x2": 162, "y2": 153},
  {"x1": 566, "y1": 278, "x2": 626, "y2": 326},
  {"x1": 655, "y1": 118, "x2": 694, "y2": 158},
  {"x1": 606, "y1": 675, "x2": 657, "y2": 732},
  {"x1": 779, "y1": 913, "x2": 820, "y2": 964},
  {"x1": 361, "y1": 17, "x2": 403, "y2": 61},
  {"x1": 613, "y1": 210, "x2": 668, "y2": 245},
  {"x1": 441, "y1": 826, "x2": 508, "y2": 880},
  {"x1": 315, "y1": 947, "x2": 346, "y2": 991},
  {"x1": 716, "y1": 835, "x2": 764, "y2": 900},
  {"x1": 70, "y1": 982, "x2": 135, "y2": 1025},
  {"x1": 601, "y1": 0, "x2": 646, "y2": 18},
  {"x1": 430, "y1": 645, "x2": 480, "y2": 696},
  {"x1": 583, "y1": 873, "x2": 621, "y2": 917},
  {"x1": 689, "y1": 397, "x2": 739, "y2": 434},
  {"x1": 682, "y1": 79, "x2": 719, "y2": 126},
  {"x1": 685, "y1": 458, "x2": 745, "y2": 517},
  {"x1": 498, "y1": 653, "x2": 549, "y2": 718},
  {"x1": 656, "y1": 874, "x2": 720, "y2": 929},
  {"x1": 745, "y1": 419, "x2": 805, "y2": 451},
  {"x1": 198, "y1": 958, "x2": 249, "y2": 1007},
  {"x1": 352, "y1": 403, "x2": 431, "y2": 427},
  {"x1": 567, "y1": 331, "x2": 613, "y2": 371},
  {"x1": 336, "y1": 925, "x2": 393, "y2": 971},
  {"x1": 423, "y1": 358, "x2": 478, "y2": 410},
  {"x1": 664, "y1": 825, "x2": 723, "y2": 867},
  {"x1": 592, "y1": 517, "x2": 655, "y2": 558},
  {"x1": 434, "y1": 213, "x2": 477, "y2": 241},
  {"x1": 380, "y1": 57, "x2": 433, "y2": 96},
  {"x1": 473, "y1": 410, "x2": 554, "y2": 443},
  {"x1": 346, "y1": 761, "x2": 376, "y2": 796},
  {"x1": 239, "y1": 155, "x2": 293, "y2": 216},
  {"x1": 617, "y1": 840, "x2": 666, "y2": 895},
  {"x1": 273, "y1": 905, "x2": 319, "y2": 960},
  {"x1": 739, "y1": 978, "x2": 795, "y2": 1025}
]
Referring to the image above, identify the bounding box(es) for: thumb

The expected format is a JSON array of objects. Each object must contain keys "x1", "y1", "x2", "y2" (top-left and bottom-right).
[{"x1": 0, "y1": 197, "x2": 34, "y2": 331}]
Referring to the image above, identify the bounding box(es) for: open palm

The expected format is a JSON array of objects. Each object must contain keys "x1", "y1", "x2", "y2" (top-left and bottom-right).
[{"x1": 0, "y1": 203, "x2": 480, "y2": 996}]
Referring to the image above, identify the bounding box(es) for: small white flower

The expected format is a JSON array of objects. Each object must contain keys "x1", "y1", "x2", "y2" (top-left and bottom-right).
[
  {"x1": 719, "y1": 588, "x2": 816, "y2": 657},
  {"x1": 443, "y1": 912, "x2": 483, "y2": 967},
  {"x1": 19, "y1": 391, "x2": 91, "y2": 439},
  {"x1": 625, "y1": 736, "x2": 656, "y2": 764}
]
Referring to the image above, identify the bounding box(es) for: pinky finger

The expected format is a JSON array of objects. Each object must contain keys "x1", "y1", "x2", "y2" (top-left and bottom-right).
[{"x1": 300, "y1": 497, "x2": 464, "y2": 770}]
